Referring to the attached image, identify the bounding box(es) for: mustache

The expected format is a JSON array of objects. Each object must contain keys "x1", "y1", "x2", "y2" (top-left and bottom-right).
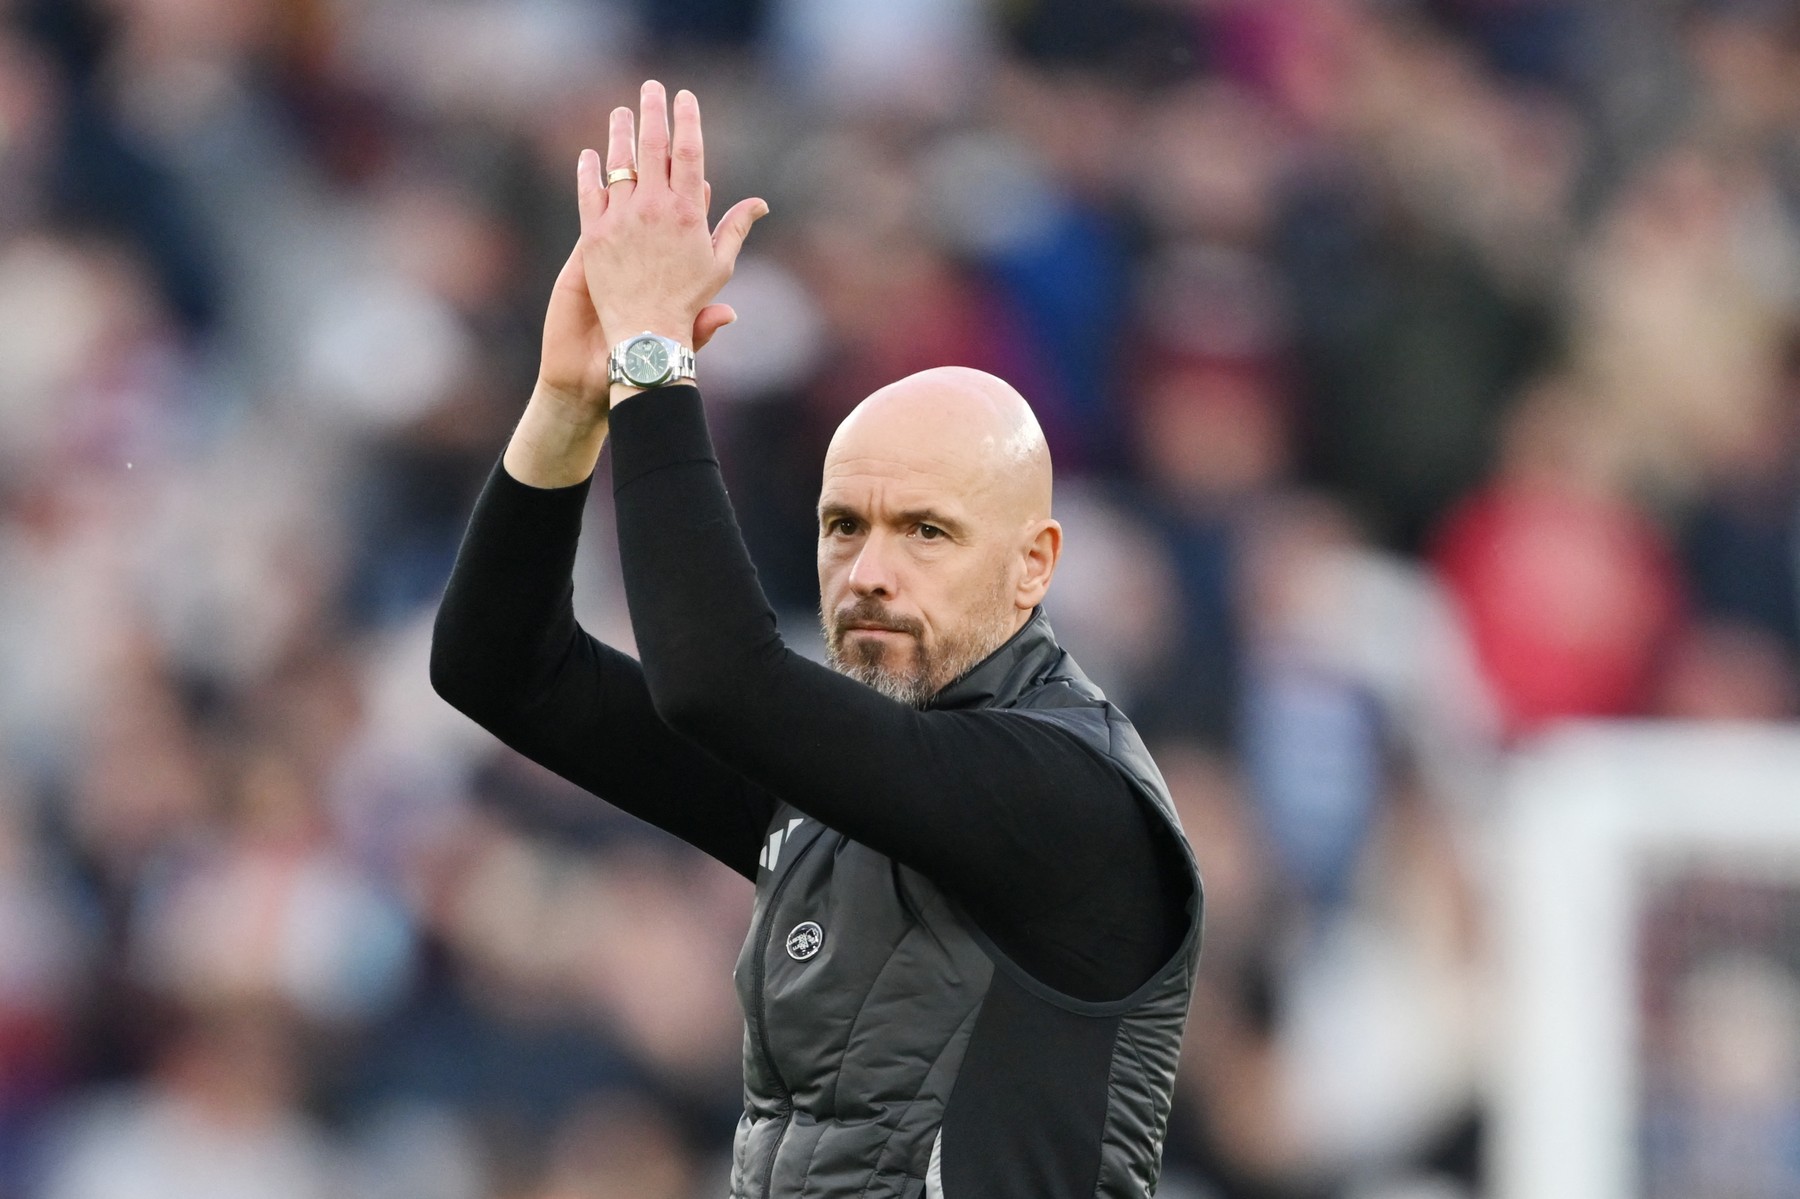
[{"x1": 831, "y1": 599, "x2": 924, "y2": 639}]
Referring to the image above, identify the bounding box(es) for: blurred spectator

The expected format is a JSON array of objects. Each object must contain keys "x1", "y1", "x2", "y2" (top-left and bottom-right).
[
  {"x1": 35, "y1": 1005, "x2": 339, "y2": 1199},
  {"x1": 1639, "y1": 877, "x2": 1800, "y2": 1199},
  {"x1": 0, "y1": 780, "x2": 90, "y2": 1194},
  {"x1": 1676, "y1": 337, "x2": 1800, "y2": 659},
  {"x1": 1568, "y1": 146, "x2": 1798, "y2": 499},
  {"x1": 1238, "y1": 497, "x2": 1386, "y2": 908},
  {"x1": 1644, "y1": 951, "x2": 1800, "y2": 1199},
  {"x1": 1655, "y1": 620, "x2": 1800, "y2": 720},
  {"x1": 769, "y1": 0, "x2": 991, "y2": 117},
  {"x1": 129, "y1": 739, "x2": 416, "y2": 1024},
  {"x1": 1126, "y1": 351, "x2": 1294, "y2": 739},
  {"x1": 1432, "y1": 380, "x2": 1686, "y2": 737},
  {"x1": 531, "y1": 1093, "x2": 698, "y2": 1199}
]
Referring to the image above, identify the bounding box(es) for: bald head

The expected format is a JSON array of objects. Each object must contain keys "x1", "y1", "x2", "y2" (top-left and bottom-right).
[
  {"x1": 817, "y1": 368, "x2": 1063, "y2": 706},
  {"x1": 826, "y1": 367, "x2": 1053, "y2": 528}
]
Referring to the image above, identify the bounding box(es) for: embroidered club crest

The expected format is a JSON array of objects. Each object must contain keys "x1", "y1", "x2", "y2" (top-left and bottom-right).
[{"x1": 786, "y1": 921, "x2": 823, "y2": 961}]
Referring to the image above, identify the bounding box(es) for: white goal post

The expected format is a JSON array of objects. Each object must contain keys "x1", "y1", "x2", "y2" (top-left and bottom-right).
[{"x1": 1494, "y1": 722, "x2": 1800, "y2": 1199}]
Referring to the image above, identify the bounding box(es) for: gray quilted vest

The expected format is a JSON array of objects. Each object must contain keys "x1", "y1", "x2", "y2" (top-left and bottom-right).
[{"x1": 727, "y1": 611, "x2": 1203, "y2": 1198}]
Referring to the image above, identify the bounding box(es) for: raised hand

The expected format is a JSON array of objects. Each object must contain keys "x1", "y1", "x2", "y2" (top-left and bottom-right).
[
  {"x1": 577, "y1": 81, "x2": 768, "y2": 390},
  {"x1": 535, "y1": 81, "x2": 766, "y2": 419}
]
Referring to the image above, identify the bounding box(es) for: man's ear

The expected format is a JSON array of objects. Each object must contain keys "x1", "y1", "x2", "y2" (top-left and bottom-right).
[{"x1": 1016, "y1": 519, "x2": 1062, "y2": 609}]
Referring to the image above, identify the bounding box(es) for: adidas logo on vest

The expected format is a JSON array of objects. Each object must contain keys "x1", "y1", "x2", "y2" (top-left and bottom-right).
[{"x1": 758, "y1": 816, "x2": 807, "y2": 871}]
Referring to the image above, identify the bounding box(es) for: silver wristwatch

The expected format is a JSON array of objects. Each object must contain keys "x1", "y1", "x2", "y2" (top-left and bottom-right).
[{"x1": 608, "y1": 331, "x2": 697, "y2": 389}]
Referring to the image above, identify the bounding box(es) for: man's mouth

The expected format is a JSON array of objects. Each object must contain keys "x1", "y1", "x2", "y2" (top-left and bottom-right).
[{"x1": 832, "y1": 603, "x2": 925, "y2": 642}]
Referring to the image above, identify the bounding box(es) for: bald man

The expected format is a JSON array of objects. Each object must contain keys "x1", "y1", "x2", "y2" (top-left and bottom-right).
[
  {"x1": 817, "y1": 367, "x2": 1059, "y2": 705},
  {"x1": 431, "y1": 83, "x2": 1201, "y2": 1199}
]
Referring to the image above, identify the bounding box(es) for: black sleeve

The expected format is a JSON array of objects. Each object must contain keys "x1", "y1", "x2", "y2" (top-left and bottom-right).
[
  {"x1": 430, "y1": 459, "x2": 778, "y2": 879},
  {"x1": 608, "y1": 387, "x2": 1182, "y2": 1000}
]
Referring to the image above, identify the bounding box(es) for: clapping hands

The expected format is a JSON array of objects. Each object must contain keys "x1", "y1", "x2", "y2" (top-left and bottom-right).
[{"x1": 535, "y1": 80, "x2": 769, "y2": 416}]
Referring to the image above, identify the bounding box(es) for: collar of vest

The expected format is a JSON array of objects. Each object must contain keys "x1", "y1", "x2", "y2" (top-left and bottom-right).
[{"x1": 926, "y1": 607, "x2": 1062, "y2": 711}]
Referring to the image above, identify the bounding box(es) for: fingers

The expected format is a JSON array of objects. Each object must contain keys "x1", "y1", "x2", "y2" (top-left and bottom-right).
[
  {"x1": 669, "y1": 88, "x2": 704, "y2": 203},
  {"x1": 576, "y1": 149, "x2": 605, "y2": 236},
  {"x1": 603, "y1": 105, "x2": 637, "y2": 201},
  {"x1": 637, "y1": 79, "x2": 671, "y2": 190},
  {"x1": 712, "y1": 196, "x2": 771, "y2": 269},
  {"x1": 693, "y1": 303, "x2": 737, "y2": 351}
]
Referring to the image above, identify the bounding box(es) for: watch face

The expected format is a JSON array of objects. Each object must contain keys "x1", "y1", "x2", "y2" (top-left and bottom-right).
[{"x1": 624, "y1": 337, "x2": 670, "y2": 385}]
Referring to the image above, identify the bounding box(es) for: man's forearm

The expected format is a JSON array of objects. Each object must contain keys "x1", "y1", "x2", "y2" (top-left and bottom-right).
[
  {"x1": 502, "y1": 382, "x2": 610, "y2": 489},
  {"x1": 430, "y1": 450, "x2": 779, "y2": 877}
]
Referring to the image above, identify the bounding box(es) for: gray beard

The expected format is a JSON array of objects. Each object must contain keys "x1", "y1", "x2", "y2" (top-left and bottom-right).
[{"x1": 822, "y1": 605, "x2": 1017, "y2": 707}]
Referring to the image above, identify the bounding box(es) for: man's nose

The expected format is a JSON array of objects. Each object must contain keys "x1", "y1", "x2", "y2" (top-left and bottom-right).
[{"x1": 847, "y1": 535, "x2": 897, "y2": 599}]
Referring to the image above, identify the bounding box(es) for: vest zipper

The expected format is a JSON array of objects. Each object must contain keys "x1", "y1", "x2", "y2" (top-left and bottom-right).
[{"x1": 752, "y1": 830, "x2": 821, "y2": 1198}]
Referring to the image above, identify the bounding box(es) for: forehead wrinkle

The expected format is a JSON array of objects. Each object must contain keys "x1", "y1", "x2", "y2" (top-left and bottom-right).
[
  {"x1": 822, "y1": 444, "x2": 998, "y2": 504},
  {"x1": 818, "y1": 479, "x2": 987, "y2": 528},
  {"x1": 825, "y1": 450, "x2": 962, "y2": 481}
]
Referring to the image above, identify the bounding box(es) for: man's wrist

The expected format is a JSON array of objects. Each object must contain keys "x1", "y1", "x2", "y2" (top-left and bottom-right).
[
  {"x1": 601, "y1": 317, "x2": 694, "y2": 351},
  {"x1": 506, "y1": 381, "x2": 610, "y2": 489},
  {"x1": 529, "y1": 379, "x2": 608, "y2": 433},
  {"x1": 609, "y1": 375, "x2": 699, "y2": 407}
]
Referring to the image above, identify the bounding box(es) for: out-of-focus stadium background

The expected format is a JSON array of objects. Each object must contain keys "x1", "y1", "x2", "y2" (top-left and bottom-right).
[{"x1": 1, "y1": 0, "x2": 1798, "y2": 1196}]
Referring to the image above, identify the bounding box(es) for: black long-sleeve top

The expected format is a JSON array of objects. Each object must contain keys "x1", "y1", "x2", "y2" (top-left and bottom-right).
[{"x1": 431, "y1": 386, "x2": 1189, "y2": 1002}]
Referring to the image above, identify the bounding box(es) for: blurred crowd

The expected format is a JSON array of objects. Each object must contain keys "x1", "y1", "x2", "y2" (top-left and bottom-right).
[{"x1": 1, "y1": 0, "x2": 1798, "y2": 1196}]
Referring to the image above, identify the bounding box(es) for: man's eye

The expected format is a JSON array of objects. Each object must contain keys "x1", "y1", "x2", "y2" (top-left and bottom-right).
[
  {"x1": 917, "y1": 524, "x2": 943, "y2": 540},
  {"x1": 828, "y1": 518, "x2": 857, "y2": 536}
]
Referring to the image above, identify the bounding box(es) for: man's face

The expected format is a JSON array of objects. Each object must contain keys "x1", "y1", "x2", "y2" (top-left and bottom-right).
[{"x1": 817, "y1": 451, "x2": 1022, "y2": 707}]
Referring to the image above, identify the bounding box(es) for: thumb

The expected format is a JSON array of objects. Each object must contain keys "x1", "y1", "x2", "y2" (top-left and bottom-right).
[
  {"x1": 546, "y1": 242, "x2": 594, "y2": 332},
  {"x1": 550, "y1": 242, "x2": 586, "y2": 300},
  {"x1": 712, "y1": 197, "x2": 770, "y2": 270},
  {"x1": 693, "y1": 303, "x2": 737, "y2": 351}
]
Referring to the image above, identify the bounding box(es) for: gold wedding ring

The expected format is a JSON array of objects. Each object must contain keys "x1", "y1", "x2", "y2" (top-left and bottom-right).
[{"x1": 605, "y1": 167, "x2": 639, "y2": 187}]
